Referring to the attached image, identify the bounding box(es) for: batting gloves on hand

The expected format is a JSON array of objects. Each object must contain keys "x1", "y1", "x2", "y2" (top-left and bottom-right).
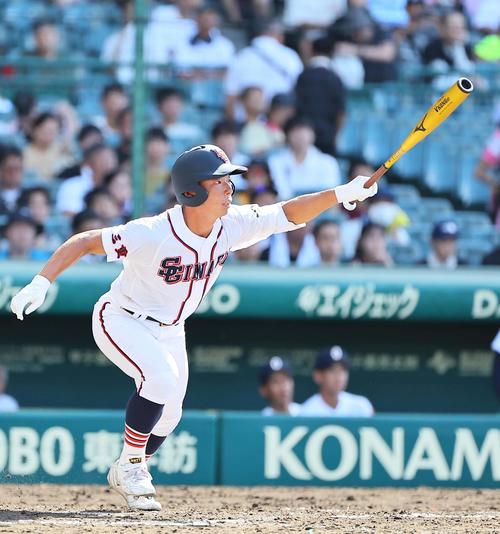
[
  {"x1": 334, "y1": 175, "x2": 378, "y2": 211},
  {"x1": 10, "y1": 275, "x2": 51, "y2": 321}
]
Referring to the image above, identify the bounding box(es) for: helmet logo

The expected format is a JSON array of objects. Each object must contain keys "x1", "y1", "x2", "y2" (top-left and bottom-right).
[{"x1": 212, "y1": 146, "x2": 229, "y2": 163}]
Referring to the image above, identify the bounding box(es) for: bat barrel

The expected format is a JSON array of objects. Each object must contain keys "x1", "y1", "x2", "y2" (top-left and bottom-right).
[{"x1": 457, "y1": 78, "x2": 473, "y2": 93}]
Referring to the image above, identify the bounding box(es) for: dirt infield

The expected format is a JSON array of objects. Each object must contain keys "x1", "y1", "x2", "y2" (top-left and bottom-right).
[{"x1": 0, "y1": 485, "x2": 498, "y2": 533}]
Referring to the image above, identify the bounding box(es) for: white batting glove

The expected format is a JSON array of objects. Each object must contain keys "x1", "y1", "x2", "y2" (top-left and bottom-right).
[
  {"x1": 10, "y1": 275, "x2": 51, "y2": 321},
  {"x1": 334, "y1": 175, "x2": 378, "y2": 211}
]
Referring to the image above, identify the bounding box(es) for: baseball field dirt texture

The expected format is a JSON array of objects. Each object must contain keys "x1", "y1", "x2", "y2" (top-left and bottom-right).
[{"x1": 0, "y1": 485, "x2": 498, "y2": 533}]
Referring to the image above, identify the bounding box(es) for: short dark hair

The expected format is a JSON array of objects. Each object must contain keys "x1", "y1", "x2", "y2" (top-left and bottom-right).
[
  {"x1": 0, "y1": 145, "x2": 22, "y2": 165},
  {"x1": 71, "y1": 209, "x2": 102, "y2": 233},
  {"x1": 17, "y1": 186, "x2": 51, "y2": 208},
  {"x1": 156, "y1": 87, "x2": 183, "y2": 106},
  {"x1": 313, "y1": 219, "x2": 339, "y2": 239},
  {"x1": 312, "y1": 35, "x2": 333, "y2": 56},
  {"x1": 146, "y1": 126, "x2": 169, "y2": 143},
  {"x1": 83, "y1": 142, "x2": 111, "y2": 162},
  {"x1": 211, "y1": 120, "x2": 240, "y2": 139},
  {"x1": 33, "y1": 17, "x2": 57, "y2": 32},
  {"x1": 12, "y1": 91, "x2": 36, "y2": 117},
  {"x1": 77, "y1": 124, "x2": 103, "y2": 144},
  {"x1": 84, "y1": 187, "x2": 113, "y2": 209},
  {"x1": 101, "y1": 82, "x2": 126, "y2": 100},
  {"x1": 240, "y1": 86, "x2": 263, "y2": 100},
  {"x1": 31, "y1": 111, "x2": 60, "y2": 131},
  {"x1": 283, "y1": 116, "x2": 314, "y2": 136}
]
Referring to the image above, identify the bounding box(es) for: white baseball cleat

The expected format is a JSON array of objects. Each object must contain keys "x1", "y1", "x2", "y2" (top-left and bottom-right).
[{"x1": 108, "y1": 460, "x2": 161, "y2": 511}]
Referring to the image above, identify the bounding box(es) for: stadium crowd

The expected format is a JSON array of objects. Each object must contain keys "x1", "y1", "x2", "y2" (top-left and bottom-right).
[{"x1": 0, "y1": 0, "x2": 499, "y2": 267}]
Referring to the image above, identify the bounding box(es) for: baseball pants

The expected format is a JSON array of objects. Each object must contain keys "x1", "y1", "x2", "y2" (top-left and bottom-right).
[{"x1": 92, "y1": 294, "x2": 189, "y2": 437}]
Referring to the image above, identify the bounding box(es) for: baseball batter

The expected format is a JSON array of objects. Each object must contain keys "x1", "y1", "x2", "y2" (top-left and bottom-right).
[{"x1": 10, "y1": 144, "x2": 377, "y2": 511}]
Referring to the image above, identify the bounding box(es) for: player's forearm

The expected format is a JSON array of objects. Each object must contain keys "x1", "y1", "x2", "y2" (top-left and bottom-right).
[
  {"x1": 39, "y1": 230, "x2": 104, "y2": 282},
  {"x1": 282, "y1": 190, "x2": 338, "y2": 224}
]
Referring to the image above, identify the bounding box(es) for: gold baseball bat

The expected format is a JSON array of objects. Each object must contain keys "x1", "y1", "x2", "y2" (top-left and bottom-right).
[{"x1": 365, "y1": 77, "x2": 474, "y2": 188}]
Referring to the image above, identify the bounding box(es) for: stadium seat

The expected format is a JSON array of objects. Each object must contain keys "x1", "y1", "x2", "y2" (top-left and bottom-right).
[
  {"x1": 453, "y1": 210, "x2": 495, "y2": 239},
  {"x1": 388, "y1": 240, "x2": 426, "y2": 265},
  {"x1": 422, "y1": 139, "x2": 458, "y2": 193},
  {"x1": 361, "y1": 113, "x2": 394, "y2": 166},
  {"x1": 390, "y1": 184, "x2": 421, "y2": 208},
  {"x1": 44, "y1": 215, "x2": 70, "y2": 241},
  {"x1": 458, "y1": 237, "x2": 494, "y2": 266},
  {"x1": 457, "y1": 152, "x2": 490, "y2": 207},
  {"x1": 419, "y1": 197, "x2": 454, "y2": 223},
  {"x1": 336, "y1": 112, "x2": 362, "y2": 157}
]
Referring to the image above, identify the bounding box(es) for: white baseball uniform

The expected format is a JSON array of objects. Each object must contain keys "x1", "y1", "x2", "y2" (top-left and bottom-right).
[
  {"x1": 299, "y1": 392, "x2": 374, "y2": 417},
  {"x1": 92, "y1": 202, "x2": 303, "y2": 436}
]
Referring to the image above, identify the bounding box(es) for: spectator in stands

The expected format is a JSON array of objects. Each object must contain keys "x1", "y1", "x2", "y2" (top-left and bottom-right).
[
  {"x1": 72, "y1": 209, "x2": 104, "y2": 235},
  {"x1": 422, "y1": 11, "x2": 475, "y2": 76},
  {"x1": 266, "y1": 92, "x2": 296, "y2": 143},
  {"x1": 156, "y1": 87, "x2": 204, "y2": 154},
  {"x1": 268, "y1": 117, "x2": 341, "y2": 200},
  {"x1": 259, "y1": 356, "x2": 301, "y2": 416},
  {"x1": 300, "y1": 346, "x2": 374, "y2": 417},
  {"x1": 295, "y1": 35, "x2": 346, "y2": 155},
  {"x1": 341, "y1": 159, "x2": 375, "y2": 259},
  {"x1": 145, "y1": 127, "x2": 171, "y2": 197},
  {"x1": 211, "y1": 120, "x2": 249, "y2": 194},
  {"x1": 0, "y1": 214, "x2": 51, "y2": 260},
  {"x1": 0, "y1": 366, "x2": 19, "y2": 413},
  {"x1": 475, "y1": 125, "x2": 500, "y2": 229},
  {"x1": 367, "y1": 187, "x2": 411, "y2": 246},
  {"x1": 71, "y1": 209, "x2": 106, "y2": 263},
  {"x1": 58, "y1": 124, "x2": 105, "y2": 180},
  {"x1": 150, "y1": 0, "x2": 200, "y2": 62},
  {"x1": 84, "y1": 188, "x2": 121, "y2": 226},
  {"x1": 224, "y1": 20, "x2": 303, "y2": 118},
  {"x1": 422, "y1": 220, "x2": 464, "y2": 269},
  {"x1": 352, "y1": 222, "x2": 393, "y2": 266},
  {"x1": 260, "y1": 224, "x2": 320, "y2": 267},
  {"x1": 56, "y1": 143, "x2": 118, "y2": 216},
  {"x1": 0, "y1": 146, "x2": 24, "y2": 216},
  {"x1": 101, "y1": 0, "x2": 164, "y2": 85},
  {"x1": 249, "y1": 184, "x2": 278, "y2": 207},
  {"x1": 104, "y1": 169, "x2": 133, "y2": 220},
  {"x1": 221, "y1": 0, "x2": 273, "y2": 38},
  {"x1": 312, "y1": 219, "x2": 343, "y2": 266},
  {"x1": 173, "y1": 6, "x2": 235, "y2": 74},
  {"x1": 115, "y1": 106, "x2": 133, "y2": 164},
  {"x1": 329, "y1": 2, "x2": 398, "y2": 85},
  {"x1": 28, "y1": 18, "x2": 62, "y2": 61},
  {"x1": 23, "y1": 111, "x2": 73, "y2": 181},
  {"x1": 238, "y1": 86, "x2": 279, "y2": 157},
  {"x1": 93, "y1": 83, "x2": 129, "y2": 143},
  {"x1": 16, "y1": 186, "x2": 60, "y2": 251},
  {"x1": 397, "y1": 0, "x2": 440, "y2": 68},
  {"x1": 283, "y1": 0, "x2": 347, "y2": 61},
  {"x1": 12, "y1": 91, "x2": 36, "y2": 138}
]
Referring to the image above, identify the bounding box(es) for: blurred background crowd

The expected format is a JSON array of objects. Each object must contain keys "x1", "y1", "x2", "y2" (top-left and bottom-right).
[{"x1": 0, "y1": 0, "x2": 499, "y2": 268}]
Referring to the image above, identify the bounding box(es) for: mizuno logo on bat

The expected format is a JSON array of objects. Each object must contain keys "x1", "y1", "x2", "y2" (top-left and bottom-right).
[{"x1": 414, "y1": 114, "x2": 427, "y2": 133}]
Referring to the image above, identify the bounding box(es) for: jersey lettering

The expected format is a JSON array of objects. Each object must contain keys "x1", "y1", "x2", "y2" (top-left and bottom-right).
[
  {"x1": 157, "y1": 257, "x2": 184, "y2": 284},
  {"x1": 157, "y1": 254, "x2": 228, "y2": 285},
  {"x1": 115, "y1": 244, "x2": 128, "y2": 258}
]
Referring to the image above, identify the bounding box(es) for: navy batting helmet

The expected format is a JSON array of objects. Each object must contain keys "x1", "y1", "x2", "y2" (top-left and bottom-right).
[{"x1": 171, "y1": 144, "x2": 248, "y2": 207}]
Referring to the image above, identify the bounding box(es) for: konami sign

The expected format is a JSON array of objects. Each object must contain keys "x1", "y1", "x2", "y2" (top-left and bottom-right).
[{"x1": 264, "y1": 425, "x2": 500, "y2": 483}]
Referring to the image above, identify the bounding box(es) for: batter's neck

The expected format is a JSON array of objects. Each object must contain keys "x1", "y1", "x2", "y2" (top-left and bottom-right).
[{"x1": 182, "y1": 206, "x2": 218, "y2": 238}]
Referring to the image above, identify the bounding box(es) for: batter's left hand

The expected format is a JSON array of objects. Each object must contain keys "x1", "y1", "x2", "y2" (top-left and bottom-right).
[
  {"x1": 10, "y1": 275, "x2": 51, "y2": 321},
  {"x1": 334, "y1": 175, "x2": 378, "y2": 211}
]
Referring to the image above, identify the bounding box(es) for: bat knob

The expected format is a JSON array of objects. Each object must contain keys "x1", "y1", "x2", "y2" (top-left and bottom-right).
[{"x1": 458, "y1": 78, "x2": 473, "y2": 93}]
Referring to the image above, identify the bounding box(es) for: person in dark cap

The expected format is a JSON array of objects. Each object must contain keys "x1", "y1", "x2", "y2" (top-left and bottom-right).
[
  {"x1": 300, "y1": 346, "x2": 374, "y2": 416},
  {"x1": 259, "y1": 356, "x2": 300, "y2": 416},
  {"x1": 422, "y1": 220, "x2": 464, "y2": 268}
]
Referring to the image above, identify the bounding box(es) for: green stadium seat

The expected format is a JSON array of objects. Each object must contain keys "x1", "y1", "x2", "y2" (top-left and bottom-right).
[
  {"x1": 361, "y1": 114, "x2": 394, "y2": 166},
  {"x1": 457, "y1": 152, "x2": 490, "y2": 207},
  {"x1": 423, "y1": 139, "x2": 458, "y2": 193},
  {"x1": 419, "y1": 197, "x2": 454, "y2": 223},
  {"x1": 388, "y1": 240, "x2": 425, "y2": 265},
  {"x1": 458, "y1": 237, "x2": 494, "y2": 266},
  {"x1": 336, "y1": 112, "x2": 362, "y2": 157},
  {"x1": 453, "y1": 210, "x2": 495, "y2": 239}
]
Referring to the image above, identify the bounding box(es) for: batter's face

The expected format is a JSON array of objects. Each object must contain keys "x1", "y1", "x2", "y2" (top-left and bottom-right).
[{"x1": 200, "y1": 175, "x2": 233, "y2": 217}]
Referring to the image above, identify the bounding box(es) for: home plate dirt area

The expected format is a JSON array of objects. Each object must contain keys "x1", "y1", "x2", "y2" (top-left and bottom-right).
[{"x1": 0, "y1": 485, "x2": 498, "y2": 533}]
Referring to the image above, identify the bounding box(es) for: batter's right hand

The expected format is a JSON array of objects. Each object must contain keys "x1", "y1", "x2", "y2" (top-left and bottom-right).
[{"x1": 10, "y1": 275, "x2": 51, "y2": 321}]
